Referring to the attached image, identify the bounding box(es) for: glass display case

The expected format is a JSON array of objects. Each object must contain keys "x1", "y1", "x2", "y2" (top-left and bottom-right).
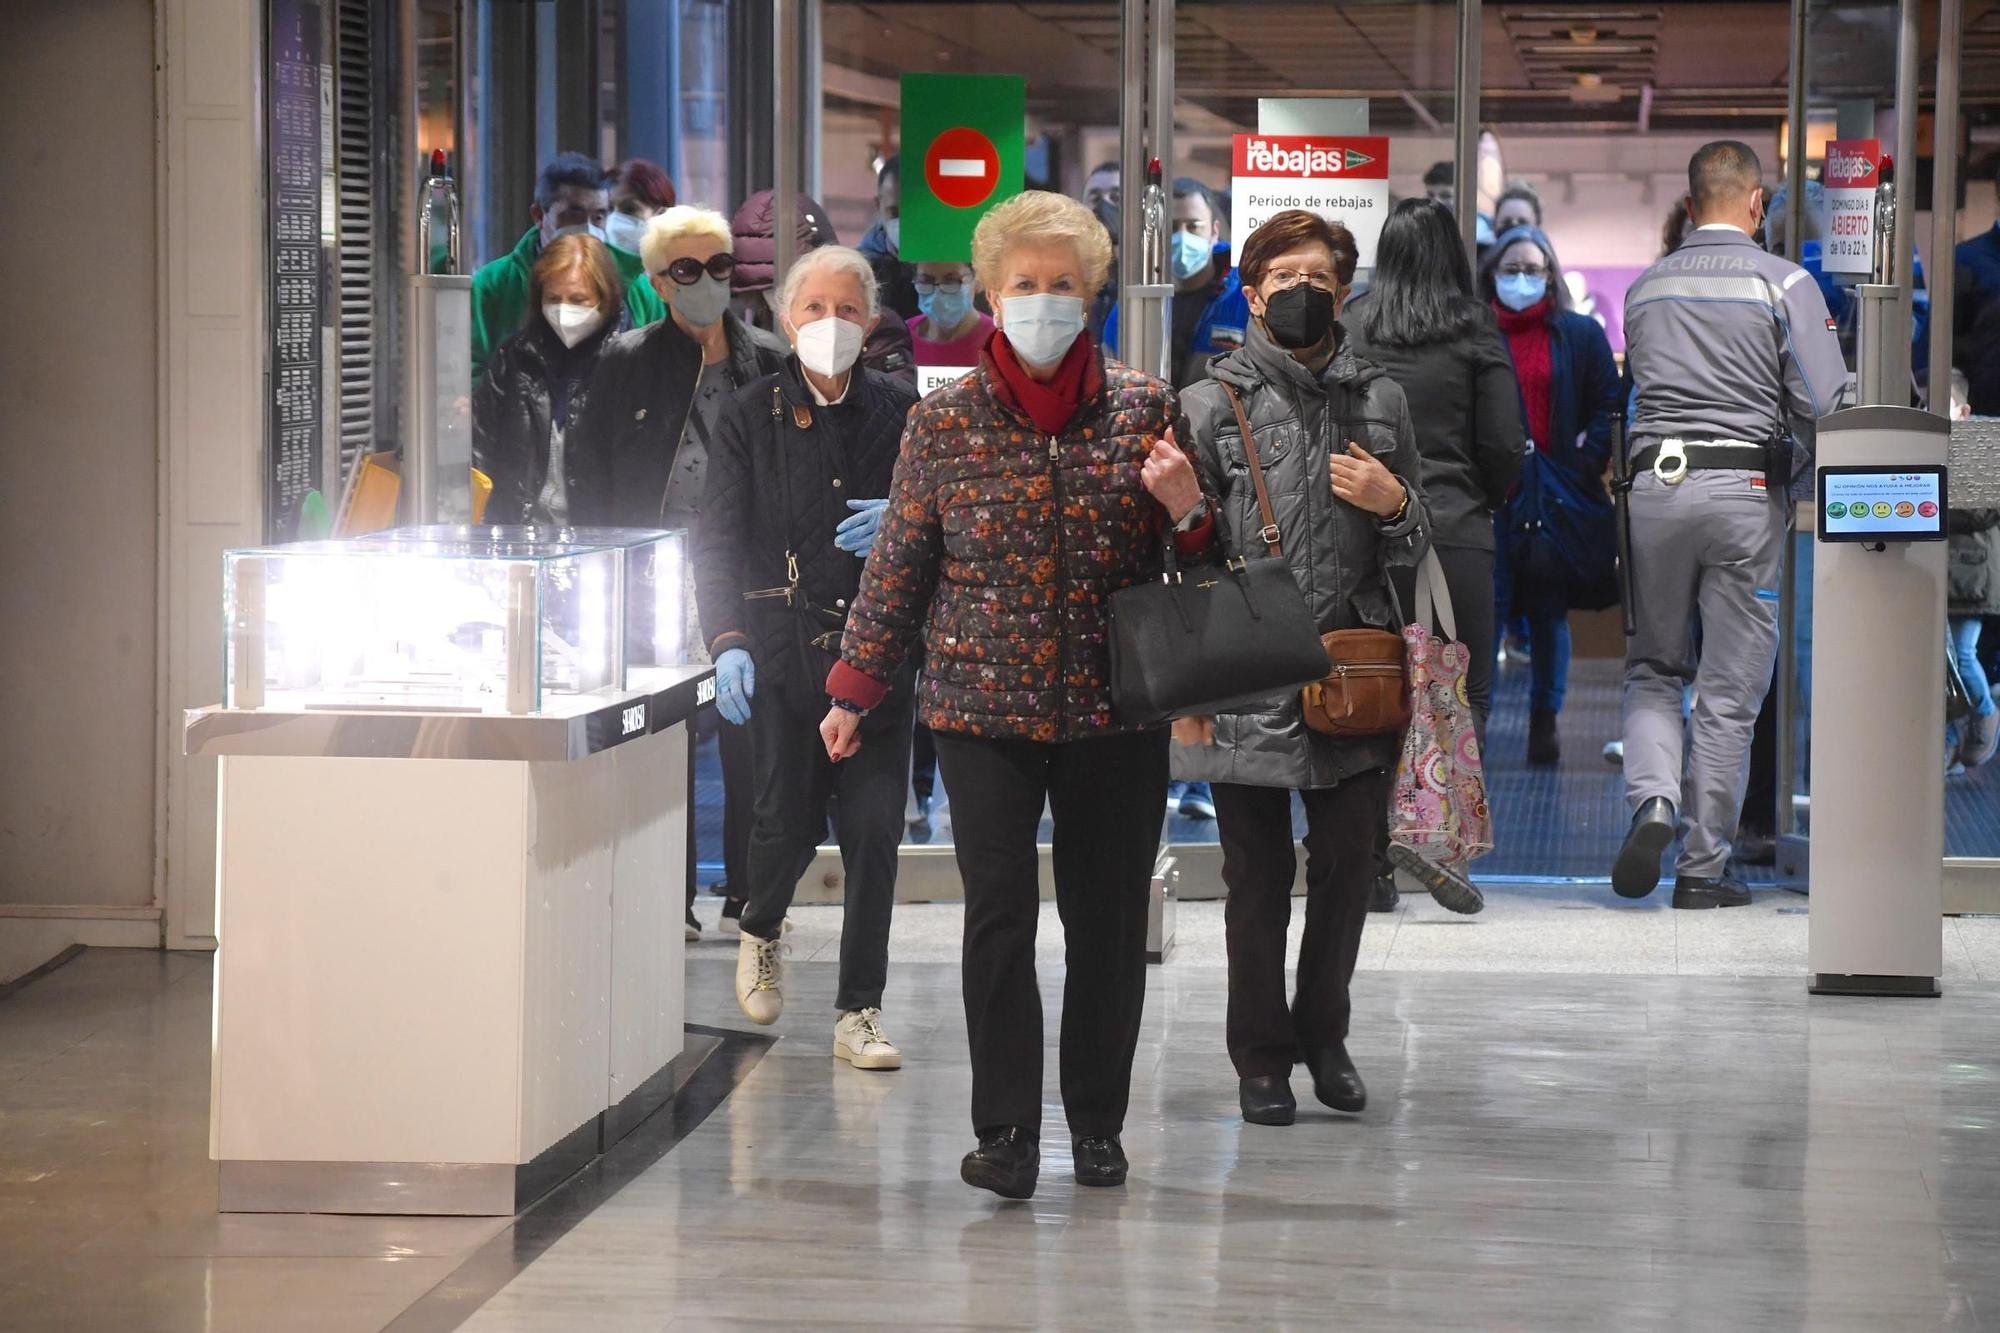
[{"x1": 224, "y1": 526, "x2": 687, "y2": 715}]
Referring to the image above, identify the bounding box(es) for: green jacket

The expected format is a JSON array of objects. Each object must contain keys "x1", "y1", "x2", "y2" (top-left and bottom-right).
[{"x1": 470, "y1": 227, "x2": 666, "y2": 382}]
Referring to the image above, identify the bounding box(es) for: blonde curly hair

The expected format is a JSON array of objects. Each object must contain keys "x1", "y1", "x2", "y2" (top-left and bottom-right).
[{"x1": 971, "y1": 191, "x2": 1113, "y2": 297}]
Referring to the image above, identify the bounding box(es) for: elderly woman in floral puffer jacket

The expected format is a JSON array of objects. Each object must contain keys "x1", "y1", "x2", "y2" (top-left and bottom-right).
[{"x1": 817, "y1": 191, "x2": 1213, "y2": 1202}]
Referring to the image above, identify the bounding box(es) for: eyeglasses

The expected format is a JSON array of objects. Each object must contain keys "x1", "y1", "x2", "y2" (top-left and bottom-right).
[
  {"x1": 1266, "y1": 268, "x2": 1337, "y2": 293},
  {"x1": 663, "y1": 254, "x2": 736, "y2": 286},
  {"x1": 1497, "y1": 264, "x2": 1549, "y2": 279},
  {"x1": 912, "y1": 277, "x2": 968, "y2": 295}
]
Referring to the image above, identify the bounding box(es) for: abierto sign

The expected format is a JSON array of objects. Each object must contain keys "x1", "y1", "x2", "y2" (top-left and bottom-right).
[
  {"x1": 1822, "y1": 138, "x2": 1882, "y2": 276},
  {"x1": 1230, "y1": 134, "x2": 1391, "y2": 270}
]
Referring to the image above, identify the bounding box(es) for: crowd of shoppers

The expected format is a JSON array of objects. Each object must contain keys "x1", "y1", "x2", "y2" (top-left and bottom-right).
[{"x1": 463, "y1": 134, "x2": 1974, "y2": 1196}]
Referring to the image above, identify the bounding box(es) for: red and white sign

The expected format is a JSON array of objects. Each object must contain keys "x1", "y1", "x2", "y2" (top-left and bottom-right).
[
  {"x1": 924, "y1": 128, "x2": 1001, "y2": 210},
  {"x1": 1229, "y1": 135, "x2": 1391, "y2": 270},
  {"x1": 1823, "y1": 138, "x2": 1882, "y2": 275}
]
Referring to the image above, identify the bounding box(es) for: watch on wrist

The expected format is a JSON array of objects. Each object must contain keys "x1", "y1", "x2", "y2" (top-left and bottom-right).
[{"x1": 831, "y1": 698, "x2": 871, "y2": 718}]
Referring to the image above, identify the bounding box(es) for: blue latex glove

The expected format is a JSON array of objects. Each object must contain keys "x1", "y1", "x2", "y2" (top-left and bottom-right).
[
  {"x1": 715, "y1": 648, "x2": 755, "y2": 726},
  {"x1": 833, "y1": 498, "x2": 890, "y2": 556}
]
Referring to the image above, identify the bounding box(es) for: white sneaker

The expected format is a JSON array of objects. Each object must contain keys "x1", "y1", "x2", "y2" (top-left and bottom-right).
[
  {"x1": 833, "y1": 1007, "x2": 903, "y2": 1070},
  {"x1": 735, "y1": 934, "x2": 785, "y2": 1025}
]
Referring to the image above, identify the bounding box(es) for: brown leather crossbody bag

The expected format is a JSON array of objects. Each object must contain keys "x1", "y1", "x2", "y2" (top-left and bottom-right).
[{"x1": 1220, "y1": 383, "x2": 1411, "y2": 738}]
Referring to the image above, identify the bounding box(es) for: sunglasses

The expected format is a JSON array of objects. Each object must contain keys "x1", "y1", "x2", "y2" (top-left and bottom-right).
[{"x1": 662, "y1": 254, "x2": 736, "y2": 286}]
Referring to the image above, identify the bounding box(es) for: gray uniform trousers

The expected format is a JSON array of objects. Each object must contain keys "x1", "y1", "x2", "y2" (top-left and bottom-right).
[{"x1": 1623, "y1": 468, "x2": 1787, "y2": 878}]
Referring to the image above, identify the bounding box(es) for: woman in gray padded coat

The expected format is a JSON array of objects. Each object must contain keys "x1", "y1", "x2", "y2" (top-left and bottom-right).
[{"x1": 1173, "y1": 209, "x2": 1429, "y2": 1129}]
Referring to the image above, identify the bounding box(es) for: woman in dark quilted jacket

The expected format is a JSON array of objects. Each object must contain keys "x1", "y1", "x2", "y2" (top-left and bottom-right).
[
  {"x1": 818, "y1": 191, "x2": 1211, "y2": 1201},
  {"x1": 693, "y1": 246, "x2": 919, "y2": 1071},
  {"x1": 471, "y1": 233, "x2": 626, "y2": 526},
  {"x1": 1176, "y1": 211, "x2": 1430, "y2": 1130}
]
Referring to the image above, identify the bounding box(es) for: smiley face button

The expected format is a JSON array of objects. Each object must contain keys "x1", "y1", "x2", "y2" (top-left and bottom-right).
[
  {"x1": 1873, "y1": 502, "x2": 1894, "y2": 519},
  {"x1": 1895, "y1": 501, "x2": 1916, "y2": 518},
  {"x1": 1826, "y1": 501, "x2": 1848, "y2": 520}
]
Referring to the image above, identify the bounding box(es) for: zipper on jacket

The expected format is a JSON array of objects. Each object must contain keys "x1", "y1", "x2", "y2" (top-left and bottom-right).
[{"x1": 1048, "y1": 433, "x2": 1068, "y2": 741}]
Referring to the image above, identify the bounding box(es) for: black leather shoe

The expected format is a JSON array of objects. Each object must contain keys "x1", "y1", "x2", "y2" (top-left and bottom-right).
[
  {"x1": 961, "y1": 1127, "x2": 1039, "y2": 1199},
  {"x1": 908, "y1": 794, "x2": 935, "y2": 844},
  {"x1": 1367, "y1": 873, "x2": 1399, "y2": 912},
  {"x1": 1305, "y1": 1045, "x2": 1367, "y2": 1113},
  {"x1": 1072, "y1": 1135, "x2": 1128, "y2": 1187},
  {"x1": 1672, "y1": 874, "x2": 1753, "y2": 910},
  {"x1": 1239, "y1": 1075, "x2": 1297, "y2": 1126},
  {"x1": 1613, "y1": 797, "x2": 1676, "y2": 899},
  {"x1": 1528, "y1": 708, "x2": 1561, "y2": 766}
]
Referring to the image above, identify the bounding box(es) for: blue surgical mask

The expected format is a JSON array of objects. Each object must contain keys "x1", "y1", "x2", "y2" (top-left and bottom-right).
[
  {"x1": 1496, "y1": 273, "x2": 1548, "y2": 312},
  {"x1": 918, "y1": 284, "x2": 973, "y2": 331},
  {"x1": 884, "y1": 217, "x2": 901, "y2": 251},
  {"x1": 1172, "y1": 229, "x2": 1211, "y2": 282},
  {"x1": 604, "y1": 210, "x2": 648, "y2": 255}
]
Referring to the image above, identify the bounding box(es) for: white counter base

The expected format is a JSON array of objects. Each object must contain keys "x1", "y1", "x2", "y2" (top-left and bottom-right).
[{"x1": 209, "y1": 721, "x2": 692, "y2": 1214}]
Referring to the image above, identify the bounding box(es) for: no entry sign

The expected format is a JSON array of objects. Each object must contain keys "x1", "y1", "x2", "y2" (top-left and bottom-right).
[
  {"x1": 900, "y1": 73, "x2": 1025, "y2": 263},
  {"x1": 1230, "y1": 134, "x2": 1391, "y2": 270},
  {"x1": 1823, "y1": 138, "x2": 1882, "y2": 276}
]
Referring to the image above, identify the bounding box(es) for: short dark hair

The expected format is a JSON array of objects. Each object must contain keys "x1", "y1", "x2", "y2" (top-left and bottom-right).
[
  {"x1": 1361, "y1": 197, "x2": 1482, "y2": 348},
  {"x1": 1688, "y1": 140, "x2": 1762, "y2": 214},
  {"x1": 1090, "y1": 160, "x2": 1120, "y2": 179},
  {"x1": 878, "y1": 153, "x2": 900, "y2": 185},
  {"x1": 1479, "y1": 224, "x2": 1571, "y2": 313},
  {"x1": 535, "y1": 151, "x2": 608, "y2": 211},
  {"x1": 612, "y1": 158, "x2": 676, "y2": 211},
  {"x1": 1172, "y1": 176, "x2": 1223, "y2": 230},
  {"x1": 1423, "y1": 160, "x2": 1454, "y2": 188},
  {"x1": 1239, "y1": 209, "x2": 1359, "y2": 290},
  {"x1": 1495, "y1": 183, "x2": 1543, "y2": 225}
]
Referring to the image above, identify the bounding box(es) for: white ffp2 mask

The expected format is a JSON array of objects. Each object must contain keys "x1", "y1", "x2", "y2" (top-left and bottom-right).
[
  {"x1": 543, "y1": 302, "x2": 605, "y2": 348},
  {"x1": 792, "y1": 316, "x2": 866, "y2": 379},
  {"x1": 1000, "y1": 294, "x2": 1087, "y2": 369}
]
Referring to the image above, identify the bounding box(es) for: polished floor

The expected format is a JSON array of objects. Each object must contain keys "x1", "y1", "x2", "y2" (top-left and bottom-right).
[{"x1": 6, "y1": 927, "x2": 2000, "y2": 1331}]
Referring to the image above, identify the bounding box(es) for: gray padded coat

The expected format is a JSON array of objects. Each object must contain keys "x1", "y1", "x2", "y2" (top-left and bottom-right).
[{"x1": 1173, "y1": 322, "x2": 1430, "y2": 790}]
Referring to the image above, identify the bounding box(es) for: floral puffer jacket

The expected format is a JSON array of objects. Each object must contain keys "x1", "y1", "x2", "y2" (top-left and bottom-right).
[{"x1": 830, "y1": 343, "x2": 1183, "y2": 742}]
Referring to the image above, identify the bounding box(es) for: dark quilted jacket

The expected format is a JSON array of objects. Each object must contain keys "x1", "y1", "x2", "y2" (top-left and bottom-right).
[
  {"x1": 837, "y1": 344, "x2": 1182, "y2": 742},
  {"x1": 470, "y1": 314, "x2": 619, "y2": 526},
  {"x1": 693, "y1": 360, "x2": 916, "y2": 693}
]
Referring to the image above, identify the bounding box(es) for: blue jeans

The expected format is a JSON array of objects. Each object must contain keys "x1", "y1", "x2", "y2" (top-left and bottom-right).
[
  {"x1": 1527, "y1": 610, "x2": 1573, "y2": 714},
  {"x1": 1954, "y1": 617, "x2": 1996, "y2": 718}
]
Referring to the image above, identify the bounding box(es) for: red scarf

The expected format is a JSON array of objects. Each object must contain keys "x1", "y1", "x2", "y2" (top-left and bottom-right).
[
  {"x1": 987, "y1": 331, "x2": 1101, "y2": 436},
  {"x1": 1495, "y1": 299, "x2": 1554, "y2": 453}
]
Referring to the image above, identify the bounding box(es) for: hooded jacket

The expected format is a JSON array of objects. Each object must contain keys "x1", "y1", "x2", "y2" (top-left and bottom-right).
[
  {"x1": 469, "y1": 226, "x2": 666, "y2": 383},
  {"x1": 1174, "y1": 322, "x2": 1430, "y2": 790},
  {"x1": 564, "y1": 311, "x2": 790, "y2": 529}
]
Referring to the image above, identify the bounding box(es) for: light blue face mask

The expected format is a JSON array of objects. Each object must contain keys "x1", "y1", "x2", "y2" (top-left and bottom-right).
[
  {"x1": 550, "y1": 221, "x2": 607, "y2": 245},
  {"x1": 1496, "y1": 272, "x2": 1549, "y2": 312},
  {"x1": 918, "y1": 283, "x2": 974, "y2": 331},
  {"x1": 1171, "y1": 229, "x2": 1212, "y2": 281}
]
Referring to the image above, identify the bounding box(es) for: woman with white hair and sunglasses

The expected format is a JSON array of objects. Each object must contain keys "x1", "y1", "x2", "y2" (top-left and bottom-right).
[
  {"x1": 693, "y1": 245, "x2": 920, "y2": 1070},
  {"x1": 569, "y1": 204, "x2": 790, "y2": 942}
]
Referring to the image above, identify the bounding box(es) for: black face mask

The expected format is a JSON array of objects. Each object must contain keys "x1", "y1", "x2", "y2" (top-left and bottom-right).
[{"x1": 1262, "y1": 283, "x2": 1336, "y2": 350}]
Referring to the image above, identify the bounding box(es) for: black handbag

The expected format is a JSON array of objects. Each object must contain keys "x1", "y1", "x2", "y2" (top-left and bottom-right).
[{"x1": 1107, "y1": 401, "x2": 1328, "y2": 725}]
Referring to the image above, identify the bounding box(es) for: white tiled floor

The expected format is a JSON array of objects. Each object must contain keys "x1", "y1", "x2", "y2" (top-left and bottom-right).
[{"x1": 693, "y1": 887, "x2": 2000, "y2": 980}]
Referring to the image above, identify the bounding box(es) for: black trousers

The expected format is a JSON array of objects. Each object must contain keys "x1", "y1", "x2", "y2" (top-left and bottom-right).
[
  {"x1": 1215, "y1": 770, "x2": 1391, "y2": 1079},
  {"x1": 740, "y1": 683, "x2": 914, "y2": 1012},
  {"x1": 910, "y1": 722, "x2": 938, "y2": 802},
  {"x1": 689, "y1": 711, "x2": 754, "y2": 911},
  {"x1": 933, "y1": 727, "x2": 1169, "y2": 1141}
]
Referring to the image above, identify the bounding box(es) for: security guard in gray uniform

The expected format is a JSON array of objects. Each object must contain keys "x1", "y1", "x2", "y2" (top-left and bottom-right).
[{"x1": 1612, "y1": 141, "x2": 1850, "y2": 908}]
